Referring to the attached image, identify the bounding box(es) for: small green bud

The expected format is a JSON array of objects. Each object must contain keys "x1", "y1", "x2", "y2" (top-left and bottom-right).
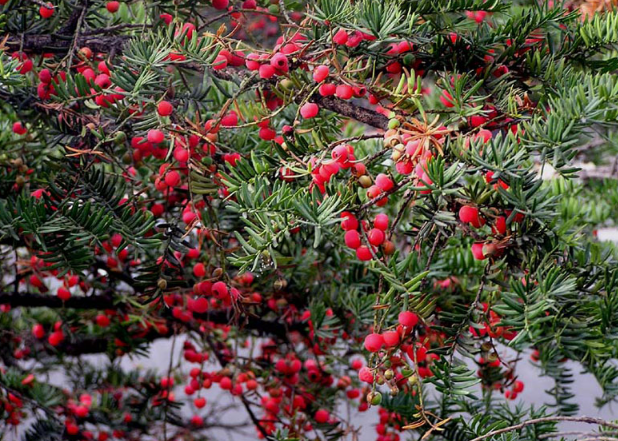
[{"x1": 388, "y1": 118, "x2": 400, "y2": 130}]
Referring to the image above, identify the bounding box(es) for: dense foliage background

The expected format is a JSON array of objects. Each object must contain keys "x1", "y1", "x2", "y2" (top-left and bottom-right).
[{"x1": 2, "y1": 0, "x2": 618, "y2": 439}]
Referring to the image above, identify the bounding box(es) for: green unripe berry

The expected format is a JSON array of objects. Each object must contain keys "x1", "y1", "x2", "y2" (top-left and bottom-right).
[
  {"x1": 113, "y1": 131, "x2": 126, "y2": 144},
  {"x1": 403, "y1": 54, "x2": 415, "y2": 66},
  {"x1": 388, "y1": 118, "x2": 400, "y2": 130},
  {"x1": 368, "y1": 391, "x2": 382, "y2": 405}
]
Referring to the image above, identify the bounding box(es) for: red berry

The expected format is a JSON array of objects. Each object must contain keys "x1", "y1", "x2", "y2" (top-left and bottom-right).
[
  {"x1": 344, "y1": 230, "x2": 361, "y2": 249},
  {"x1": 300, "y1": 103, "x2": 319, "y2": 119},
  {"x1": 270, "y1": 53, "x2": 289, "y2": 73},
  {"x1": 375, "y1": 174, "x2": 394, "y2": 192},
  {"x1": 335, "y1": 84, "x2": 353, "y2": 100},
  {"x1": 57, "y1": 287, "x2": 71, "y2": 301},
  {"x1": 374, "y1": 214, "x2": 389, "y2": 231},
  {"x1": 367, "y1": 228, "x2": 385, "y2": 246},
  {"x1": 398, "y1": 311, "x2": 418, "y2": 327},
  {"x1": 164, "y1": 170, "x2": 180, "y2": 187},
  {"x1": 191, "y1": 297, "x2": 209, "y2": 313},
  {"x1": 38, "y1": 69, "x2": 52, "y2": 84},
  {"x1": 39, "y1": 3, "x2": 54, "y2": 18},
  {"x1": 382, "y1": 331, "x2": 400, "y2": 347},
  {"x1": 211, "y1": 0, "x2": 229, "y2": 9},
  {"x1": 212, "y1": 281, "x2": 229, "y2": 299},
  {"x1": 48, "y1": 330, "x2": 64, "y2": 346},
  {"x1": 513, "y1": 380, "x2": 524, "y2": 393},
  {"x1": 314, "y1": 409, "x2": 329, "y2": 424},
  {"x1": 258, "y1": 64, "x2": 276, "y2": 79},
  {"x1": 356, "y1": 246, "x2": 372, "y2": 261},
  {"x1": 313, "y1": 65, "x2": 329, "y2": 83},
  {"x1": 157, "y1": 101, "x2": 173, "y2": 116},
  {"x1": 213, "y1": 54, "x2": 228, "y2": 70},
  {"x1": 148, "y1": 129, "x2": 165, "y2": 144},
  {"x1": 319, "y1": 83, "x2": 336, "y2": 96},
  {"x1": 32, "y1": 324, "x2": 45, "y2": 339},
  {"x1": 106, "y1": 1, "x2": 119, "y2": 13},
  {"x1": 440, "y1": 90, "x2": 455, "y2": 108},
  {"x1": 364, "y1": 333, "x2": 384, "y2": 352},
  {"x1": 333, "y1": 29, "x2": 348, "y2": 45},
  {"x1": 193, "y1": 263, "x2": 206, "y2": 278},
  {"x1": 12, "y1": 122, "x2": 27, "y2": 135},
  {"x1": 194, "y1": 397, "x2": 206, "y2": 408},
  {"x1": 95, "y1": 314, "x2": 110, "y2": 327},
  {"x1": 471, "y1": 243, "x2": 486, "y2": 260},
  {"x1": 458, "y1": 205, "x2": 484, "y2": 228},
  {"x1": 340, "y1": 212, "x2": 358, "y2": 231}
]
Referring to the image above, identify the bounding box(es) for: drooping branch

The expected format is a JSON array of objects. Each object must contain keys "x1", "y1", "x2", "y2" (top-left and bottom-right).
[
  {"x1": 0, "y1": 292, "x2": 115, "y2": 309},
  {"x1": 7, "y1": 34, "x2": 389, "y2": 130},
  {"x1": 0, "y1": 291, "x2": 305, "y2": 343},
  {"x1": 469, "y1": 416, "x2": 618, "y2": 441}
]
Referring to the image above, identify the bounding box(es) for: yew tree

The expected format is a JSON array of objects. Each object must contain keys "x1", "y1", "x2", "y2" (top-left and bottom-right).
[{"x1": 2, "y1": 0, "x2": 618, "y2": 439}]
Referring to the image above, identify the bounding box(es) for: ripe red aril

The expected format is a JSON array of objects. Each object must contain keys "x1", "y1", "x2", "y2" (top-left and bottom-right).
[
  {"x1": 39, "y1": 3, "x2": 54, "y2": 18},
  {"x1": 367, "y1": 228, "x2": 385, "y2": 246},
  {"x1": 106, "y1": 1, "x2": 119, "y2": 13},
  {"x1": 374, "y1": 214, "x2": 389, "y2": 231},
  {"x1": 356, "y1": 246, "x2": 372, "y2": 261},
  {"x1": 344, "y1": 230, "x2": 361, "y2": 249},
  {"x1": 313, "y1": 65, "x2": 329, "y2": 83},
  {"x1": 398, "y1": 311, "x2": 418, "y2": 327},
  {"x1": 157, "y1": 101, "x2": 173, "y2": 116},
  {"x1": 314, "y1": 409, "x2": 329, "y2": 424},
  {"x1": 300, "y1": 103, "x2": 319, "y2": 119},
  {"x1": 364, "y1": 333, "x2": 384, "y2": 352},
  {"x1": 32, "y1": 324, "x2": 45, "y2": 339},
  {"x1": 148, "y1": 129, "x2": 165, "y2": 144},
  {"x1": 333, "y1": 29, "x2": 348, "y2": 45},
  {"x1": 382, "y1": 331, "x2": 400, "y2": 347},
  {"x1": 458, "y1": 205, "x2": 485, "y2": 228},
  {"x1": 57, "y1": 287, "x2": 71, "y2": 301},
  {"x1": 375, "y1": 174, "x2": 394, "y2": 192},
  {"x1": 335, "y1": 84, "x2": 353, "y2": 100}
]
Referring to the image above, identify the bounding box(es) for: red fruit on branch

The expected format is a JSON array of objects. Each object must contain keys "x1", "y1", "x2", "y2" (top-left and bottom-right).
[
  {"x1": 398, "y1": 311, "x2": 418, "y2": 328},
  {"x1": 106, "y1": 1, "x2": 119, "y2": 13},
  {"x1": 39, "y1": 3, "x2": 54, "y2": 18},
  {"x1": 157, "y1": 101, "x2": 173, "y2": 116},
  {"x1": 364, "y1": 333, "x2": 384, "y2": 352},
  {"x1": 300, "y1": 103, "x2": 319, "y2": 119}
]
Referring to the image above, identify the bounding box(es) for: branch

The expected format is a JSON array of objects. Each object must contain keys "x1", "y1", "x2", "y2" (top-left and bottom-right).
[
  {"x1": 8, "y1": 34, "x2": 389, "y2": 130},
  {"x1": 470, "y1": 416, "x2": 618, "y2": 441},
  {"x1": 0, "y1": 292, "x2": 115, "y2": 309},
  {"x1": 0, "y1": 292, "x2": 305, "y2": 351},
  {"x1": 6, "y1": 34, "x2": 130, "y2": 54},
  {"x1": 578, "y1": 164, "x2": 618, "y2": 180}
]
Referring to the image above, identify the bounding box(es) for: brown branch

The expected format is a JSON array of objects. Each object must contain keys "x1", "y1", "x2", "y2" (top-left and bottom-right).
[
  {"x1": 0, "y1": 291, "x2": 115, "y2": 309},
  {"x1": 578, "y1": 164, "x2": 618, "y2": 180},
  {"x1": 0, "y1": 292, "x2": 305, "y2": 350},
  {"x1": 7, "y1": 33, "x2": 389, "y2": 129},
  {"x1": 470, "y1": 416, "x2": 618, "y2": 441}
]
